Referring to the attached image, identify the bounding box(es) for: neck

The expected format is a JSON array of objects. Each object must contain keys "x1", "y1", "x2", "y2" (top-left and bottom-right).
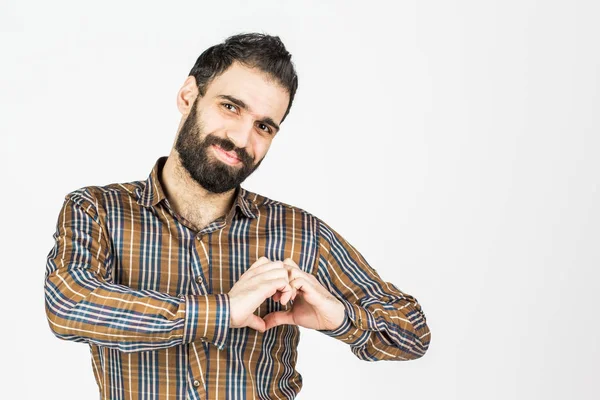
[{"x1": 160, "y1": 150, "x2": 236, "y2": 231}]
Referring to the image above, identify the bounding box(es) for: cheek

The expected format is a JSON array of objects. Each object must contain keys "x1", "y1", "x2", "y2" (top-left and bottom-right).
[
  {"x1": 198, "y1": 106, "x2": 230, "y2": 133},
  {"x1": 200, "y1": 114, "x2": 223, "y2": 134},
  {"x1": 252, "y1": 140, "x2": 271, "y2": 161}
]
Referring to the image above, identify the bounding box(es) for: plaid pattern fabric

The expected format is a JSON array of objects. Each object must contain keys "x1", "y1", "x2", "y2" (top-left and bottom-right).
[{"x1": 44, "y1": 156, "x2": 430, "y2": 399}]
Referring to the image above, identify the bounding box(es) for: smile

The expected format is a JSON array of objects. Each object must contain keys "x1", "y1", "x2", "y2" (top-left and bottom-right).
[{"x1": 212, "y1": 145, "x2": 241, "y2": 165}]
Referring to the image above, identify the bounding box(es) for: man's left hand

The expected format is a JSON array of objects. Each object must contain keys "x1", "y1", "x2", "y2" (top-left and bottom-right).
[{"x1": 263, "y1": 258, "x2": 346, "y2": 331}]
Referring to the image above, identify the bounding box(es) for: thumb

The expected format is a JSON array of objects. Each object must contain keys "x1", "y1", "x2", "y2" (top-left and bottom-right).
[
  {"x1": 245, "y1": 314, "x2": 267, "y2": 333},
  {"x1": 264, "y1": 310, "x2": 295, "y2": 330}
]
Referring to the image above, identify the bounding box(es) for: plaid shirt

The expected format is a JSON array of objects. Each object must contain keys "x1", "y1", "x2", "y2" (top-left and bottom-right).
[{"x1": 44, "y1": 156, "x2": 430, "y2": 399}]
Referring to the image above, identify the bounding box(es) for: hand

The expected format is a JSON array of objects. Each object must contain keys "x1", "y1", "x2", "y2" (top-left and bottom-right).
[
  {"x1": 228, "y1": 257, "x2": 295, "y2": 332},
  {"x1": 263, "y1": 258, "x2": 346, "y2": 331}
]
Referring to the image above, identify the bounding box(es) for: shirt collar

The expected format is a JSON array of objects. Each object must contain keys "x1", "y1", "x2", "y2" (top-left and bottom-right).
[{"x1": 137, "y1": 156, "x2": 259, "y2": 219}]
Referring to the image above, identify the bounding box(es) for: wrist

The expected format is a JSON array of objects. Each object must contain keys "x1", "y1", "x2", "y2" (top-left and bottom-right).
[{"x1": 326, "y1": 300, "x2": 346, "y2": 331}]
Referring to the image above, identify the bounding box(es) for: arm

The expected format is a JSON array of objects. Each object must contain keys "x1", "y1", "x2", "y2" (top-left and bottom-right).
[
  {"x1": 44, "y1": 190, "x2": 230, "y2": 353},
  {"x1": 315, "y1": 220, "x2": 431, "y2": 361}
]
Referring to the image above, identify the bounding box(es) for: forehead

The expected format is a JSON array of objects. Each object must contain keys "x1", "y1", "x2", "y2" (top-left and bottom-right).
[{"x1": 203, "y1": 62, "x2": 290, "y2": 124}]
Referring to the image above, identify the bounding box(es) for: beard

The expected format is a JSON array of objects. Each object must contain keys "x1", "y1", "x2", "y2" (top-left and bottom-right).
[{"x1": 175, "y1": 99, "x2": 264, "y2": 194}]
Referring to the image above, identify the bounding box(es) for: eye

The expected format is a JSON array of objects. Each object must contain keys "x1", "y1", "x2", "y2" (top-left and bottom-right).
[
  {"x1": 257, "y1": 123, "x2": 272, "y2": 134},
  {"x1": 222, "y1": 103, "x2": 238, "y2": 113}
]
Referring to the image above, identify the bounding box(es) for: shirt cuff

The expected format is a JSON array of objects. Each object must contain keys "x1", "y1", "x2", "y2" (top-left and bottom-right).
[
  {"x1": 318, "y1": 301, "x2": 370, "y2": 347},
  {"x1": 182, "y1": 294, "x2": 230, "y2": 350}
]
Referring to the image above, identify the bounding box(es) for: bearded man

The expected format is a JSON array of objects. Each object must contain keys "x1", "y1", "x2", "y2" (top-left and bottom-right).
[{"x1": 44, "y1": 32, "x2": 431, "y2": 400}]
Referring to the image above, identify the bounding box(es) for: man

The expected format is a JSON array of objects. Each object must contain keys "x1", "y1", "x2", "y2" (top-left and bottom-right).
[{"x1": 44, "y1": 33, "x2": 431, "y2": 400}]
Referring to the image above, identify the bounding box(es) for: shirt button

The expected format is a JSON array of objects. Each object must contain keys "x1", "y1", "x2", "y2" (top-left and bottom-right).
[
  {"x1": 348, "y1": 334, "x2": 355, "y2": 340},
  {"x1": 193, "y1": 380, "x2": 201, "y2": 387},
  {"x1": 196, "y1": 276, "x2": 203, "y2": 284}
]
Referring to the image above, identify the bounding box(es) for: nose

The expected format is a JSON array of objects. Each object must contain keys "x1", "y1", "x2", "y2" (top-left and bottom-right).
[{"x1": 225, "y1": 118, "x2": 254, "y2": 150}]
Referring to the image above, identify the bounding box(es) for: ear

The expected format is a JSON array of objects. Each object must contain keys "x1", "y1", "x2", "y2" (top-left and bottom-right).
[{"x1": 176, "y1": 76, "x2": 199, "y2": 115}]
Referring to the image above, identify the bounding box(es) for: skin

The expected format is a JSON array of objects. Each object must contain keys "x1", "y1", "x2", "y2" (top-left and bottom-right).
[{"x1": 161, "y1": 61, "x2": 345, "y2": 333}]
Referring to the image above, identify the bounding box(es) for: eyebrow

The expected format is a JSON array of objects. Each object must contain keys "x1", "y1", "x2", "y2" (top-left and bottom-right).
[{"x1": 217, "y1": 94, "x2": 281, "y2": 133}]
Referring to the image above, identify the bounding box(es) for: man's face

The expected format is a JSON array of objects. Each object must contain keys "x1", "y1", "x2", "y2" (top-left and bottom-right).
[{"x1": 175, "y1": 62, "x2": 290, "y2": 194}]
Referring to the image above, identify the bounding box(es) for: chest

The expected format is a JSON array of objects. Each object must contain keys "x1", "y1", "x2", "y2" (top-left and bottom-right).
[{"x1": 104, "y1": 207, "x2": 319, "y2": 297}]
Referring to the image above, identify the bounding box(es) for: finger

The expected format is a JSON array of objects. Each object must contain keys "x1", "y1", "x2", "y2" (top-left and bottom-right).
[
  {"x1": 244, "y1": 261, "x2": 285, "y2": 280},
  {"x1": 284, "y1": 264, "x2": 321, "y2": 290},
  {"x1": 252, "y1": 267, "x2": 289, "y2": 284},
  {"x1": 281, "y1": 264, "x2": 301, "y2": 302},
  {"x1": 261, "y1": 278, "x2": 293, "y2": 300},
  {"x1": 279, "y1": 286, "x2": 293, "y2": 306},
  {"x1": 268, "y1": 278, "x2": 294, "y2": 303},
  {"x1": 249, "y1": 256, "x2": 271, "y2": 270},
  {"x1": 284, "y1": 264, "x2": 310, "y2": 284},
  {"x1": 245, "y1": 314, "x2": 267, "y2": 333},
  {"x1": 290, "y1": 287, "x2": 298, "y2": 301},
  {"x1": 264, "y1": 310, "x2": 295, "y2": 330},
  {"x1": 273, "y1": 286, "x2": 296, "y2": 305},
  {"x1": 272, "y1": 291, "x2": 282, "y2": 302},
  {"x1": 289, "y1": 276, "x2": 318, "y2": 300},
  {"x1": 283, "y1": 258, "x2": 300, "y2": 269}
]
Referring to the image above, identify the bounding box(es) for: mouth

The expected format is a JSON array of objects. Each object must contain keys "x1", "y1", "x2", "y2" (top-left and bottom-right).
[{"x1": 212, "y1": 145, "x2": 241, "y2": 165}]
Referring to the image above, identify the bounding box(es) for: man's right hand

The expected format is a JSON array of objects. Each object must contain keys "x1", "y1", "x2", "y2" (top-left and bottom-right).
[{"x1": 228, "y1": 257, "x2": 295, "y2": 332}]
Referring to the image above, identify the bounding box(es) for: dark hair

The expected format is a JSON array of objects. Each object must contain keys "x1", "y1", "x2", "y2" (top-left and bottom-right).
[{"x1": 188, "y1": 33, "x2": 298, "y2": 123}]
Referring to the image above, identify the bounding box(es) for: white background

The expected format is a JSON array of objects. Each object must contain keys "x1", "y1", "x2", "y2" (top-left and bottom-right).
[{"x1": 1, "y1": 0, "x2": 599, "y2": 399}]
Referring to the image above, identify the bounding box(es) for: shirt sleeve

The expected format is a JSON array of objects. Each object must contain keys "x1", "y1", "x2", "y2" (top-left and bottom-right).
[
  {"x1": 314, "y1": 219, "x2": 431, "y2": 361},
  {"x1": 44, "y1": 190, "x2": 230, "y2": 352}
]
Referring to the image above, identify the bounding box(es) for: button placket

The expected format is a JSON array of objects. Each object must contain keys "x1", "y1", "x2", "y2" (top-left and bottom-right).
[
  {"x1": 191, "y1": 234, "x2": 210, "y2": 295},
  {"x1": 188, "y1": 342, "x2": 207, "y2": 399}
]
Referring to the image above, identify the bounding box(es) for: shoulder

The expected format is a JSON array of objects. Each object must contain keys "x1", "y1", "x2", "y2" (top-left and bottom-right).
[
  {"x1": 63, "y1": 179, "x2": 145, "y2": 219},
  {"x1": 242, "y1": 188, "x2": 329, "y2": 228},
  {"x1": 242, "y1": 188, "x2": 341, "y2": 244}
]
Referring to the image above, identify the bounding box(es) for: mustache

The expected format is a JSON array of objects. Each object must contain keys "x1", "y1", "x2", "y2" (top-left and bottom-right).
[{"x1": 204, "y1": 135, "x2": 252, "y2": 164}]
